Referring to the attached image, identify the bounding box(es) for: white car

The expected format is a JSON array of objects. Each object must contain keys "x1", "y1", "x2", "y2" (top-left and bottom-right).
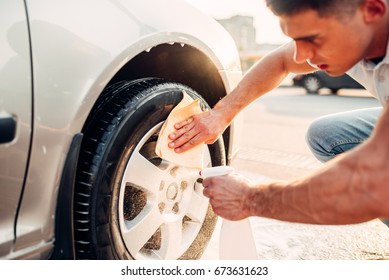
[{"x1": 0, "y1": 0, "x2": 242, "y2": 260}]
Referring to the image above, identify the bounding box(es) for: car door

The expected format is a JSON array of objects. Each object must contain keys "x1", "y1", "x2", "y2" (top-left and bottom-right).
[{"x1": 0, "y1": 0, "x2": 32, "y2": 258}]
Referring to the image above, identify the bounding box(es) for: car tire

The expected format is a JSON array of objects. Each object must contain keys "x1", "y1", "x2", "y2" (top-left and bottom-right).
[
  {"x1": 73, "y1": 78, "x2": 224, "y2": 260},
  {"x1": 302, "y1": 75, "x2": 321, "y2": 94}
]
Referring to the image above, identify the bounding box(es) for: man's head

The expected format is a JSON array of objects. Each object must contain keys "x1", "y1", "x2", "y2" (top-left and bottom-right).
[{"x1": 265, "y1": 0, "x2": 389, "y2": 76}]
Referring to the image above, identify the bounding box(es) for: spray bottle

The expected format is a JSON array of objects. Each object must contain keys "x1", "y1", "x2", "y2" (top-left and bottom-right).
[{"x1": 199, "y1": 166, "x2": 258, "y2": 260}]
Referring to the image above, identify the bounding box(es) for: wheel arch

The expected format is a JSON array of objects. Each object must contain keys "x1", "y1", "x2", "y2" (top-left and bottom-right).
[
  {"x1": 77, "y1": 38, "x2": 240, "y2": 161},
  {"x1": 108, "y1": 43, "x2": 227, "y2": 112}
]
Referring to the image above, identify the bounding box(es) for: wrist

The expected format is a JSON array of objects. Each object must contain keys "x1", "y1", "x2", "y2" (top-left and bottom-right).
[
  {"x1": 212, "y1": 101, "x2": 236, "y2": 126},
  {"x1": 243, "y1": 185, "x2": 261, "y2": 217}
]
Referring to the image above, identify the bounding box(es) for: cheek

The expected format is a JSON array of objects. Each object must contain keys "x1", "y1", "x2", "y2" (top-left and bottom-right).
[
  {"x1": 321, "y1": 38, "x2": 357, "y2": 62},
  {"x1": 329, "y1": 26, "x2": 368, "y2": 63}
]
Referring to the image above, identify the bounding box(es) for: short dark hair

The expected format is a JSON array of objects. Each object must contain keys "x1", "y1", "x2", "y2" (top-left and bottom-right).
[{"x1": 265, "y1": 0, "x2": 363, "y2": 18}]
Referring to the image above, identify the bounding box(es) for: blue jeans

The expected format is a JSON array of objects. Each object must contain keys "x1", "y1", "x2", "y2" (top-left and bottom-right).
[{"x1": 306, "y1": 107, "x2": 382, "y2": 163}]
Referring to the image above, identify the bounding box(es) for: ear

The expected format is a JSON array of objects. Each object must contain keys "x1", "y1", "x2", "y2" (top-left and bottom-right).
[{"x1": 361, "y1": 0, "x2": 387, "y2": 23}]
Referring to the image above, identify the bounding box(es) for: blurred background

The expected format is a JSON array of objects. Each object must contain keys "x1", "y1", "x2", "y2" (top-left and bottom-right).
[{"x1": 184, "y1": 0, "x2": 288, "y2": 72}]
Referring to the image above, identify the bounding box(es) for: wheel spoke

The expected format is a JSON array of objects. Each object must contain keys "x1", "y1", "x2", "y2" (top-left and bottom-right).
[
  {"x1": 121, "y1": 204, "x2": 162, "y2": 258},
  {"x1": 123, "y1": 150, "x2": 165, "y2": 194},
  {"x1": 186, "y1": 192, "x2": 209, "y2": 223},
  {"x1": 156, "y1": 220, "x2": 183, "y2": 260}
]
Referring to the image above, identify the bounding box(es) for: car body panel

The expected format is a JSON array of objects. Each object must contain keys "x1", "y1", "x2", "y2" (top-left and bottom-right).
[
  {"x1": 0, "y1": 0, "x2": 32, "y2": 257},
  {"x1": 1, "y1": 0, "x2": 242, "y2": 259}
]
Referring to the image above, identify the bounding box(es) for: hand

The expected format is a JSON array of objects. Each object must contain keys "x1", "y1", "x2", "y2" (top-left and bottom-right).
[
  {"x1": 168, "y1": 109, "x2": 228, "y2": 153},
  {"x1": 202, "y1": 173, "x2": 253, "y2": 221}
]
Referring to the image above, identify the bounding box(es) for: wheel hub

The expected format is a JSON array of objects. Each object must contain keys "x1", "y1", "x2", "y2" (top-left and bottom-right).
[
  {"x1": 166, "y1": 183, "x2": 178, "y2": 201},
  {"x1": 158, "y1": 167, "x2": 193, "y2": 216}
]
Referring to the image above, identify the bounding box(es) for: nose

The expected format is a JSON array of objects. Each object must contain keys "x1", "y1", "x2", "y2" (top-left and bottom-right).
[{"x1": 293, "y1": 41, "x2": 314, "y2": 64}]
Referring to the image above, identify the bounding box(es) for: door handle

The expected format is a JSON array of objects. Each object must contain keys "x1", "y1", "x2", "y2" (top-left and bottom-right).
[{"x1": 0, "y1": 112, "x2": 16, "y2": 144}]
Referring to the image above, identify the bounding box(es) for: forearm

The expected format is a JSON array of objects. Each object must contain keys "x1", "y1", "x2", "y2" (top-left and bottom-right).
[
  {"x1": 212, "y1": 68, "x2": 285, "y2": 125},
  {"x1": 213, "y1": 52, "x2": 287, "y2": 124},
  {"x1": 213, "y1": 42, "x2": 314, "y2": 124},
  {"x1": 248, "y1": 144, "x2": 389, "y2": 225}
]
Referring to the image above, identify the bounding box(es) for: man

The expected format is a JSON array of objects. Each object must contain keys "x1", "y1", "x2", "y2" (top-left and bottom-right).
[{"x1": 167, "y1": 0, "x2": 389, "y2": 225}]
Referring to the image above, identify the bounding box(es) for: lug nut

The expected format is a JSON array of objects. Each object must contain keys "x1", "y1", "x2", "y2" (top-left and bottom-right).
[
  {"x1": 172, "y1": 203, "x2": 179, "y2": 214},
  {"x1": 180, "y1": 181, "x2": 188, "y2": 191},
  {"x1": 170, "y1": 167, "x2": 178, "y2": 177}
]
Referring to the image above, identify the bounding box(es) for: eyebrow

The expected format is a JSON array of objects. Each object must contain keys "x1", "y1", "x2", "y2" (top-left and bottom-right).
[{"x1": 293, "y1": 34, "x2": 320, "y2": 42}]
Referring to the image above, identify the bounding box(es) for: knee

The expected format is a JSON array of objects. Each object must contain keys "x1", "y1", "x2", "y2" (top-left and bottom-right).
[
  {"x1": 305, "y1": 117, "x2": 328, "y2": 150},
  {"x1": 305, "y1": 117, "x2": 335, "y2": 163}
]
